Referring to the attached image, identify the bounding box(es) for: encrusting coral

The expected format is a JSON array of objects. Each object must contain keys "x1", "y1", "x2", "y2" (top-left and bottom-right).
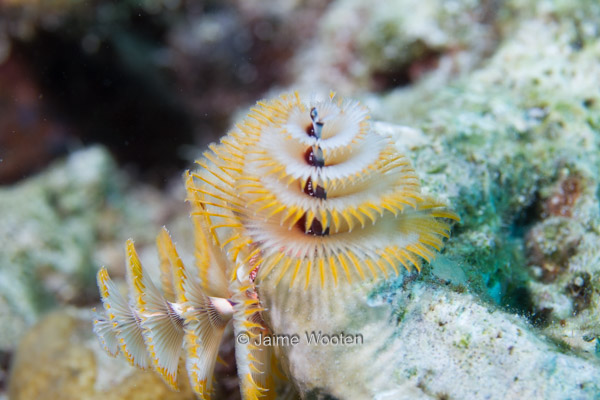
[{"x1": 93, "y1": 92, "x2": 458, "y2": 399}]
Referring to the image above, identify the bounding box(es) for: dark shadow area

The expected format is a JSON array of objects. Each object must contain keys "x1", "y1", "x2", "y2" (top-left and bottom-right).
[{"x1": 13, "y1": 26, "x2": 193, "y2": 185}]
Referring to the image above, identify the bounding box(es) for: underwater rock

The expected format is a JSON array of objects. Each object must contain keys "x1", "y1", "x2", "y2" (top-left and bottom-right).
[
  {"x1": 365, "y1": 0, "x2": 600, "y2": 354},
  {"x1": 0, "y1": 146, "x2": 191, "y2": 354},
  {"x1": 0, "y1": 147, "x2": 118, "y2": 352},
  {"x1": 264, "y1": 279, "x2": 600, "y2": 399},
  {"x1": 8, "y1": 308, "x2": 196, "y2": 400},
  {"x1": 292, "y1": 0, "x2": 498, "y2": 94}
]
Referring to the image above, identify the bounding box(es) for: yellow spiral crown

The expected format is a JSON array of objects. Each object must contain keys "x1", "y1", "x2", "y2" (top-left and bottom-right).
[{"x1": 188, "y1": 92, "x2": 459, "y2": 289}]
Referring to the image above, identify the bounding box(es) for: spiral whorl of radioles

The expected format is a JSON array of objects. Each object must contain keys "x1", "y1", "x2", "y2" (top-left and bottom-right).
[{"x1": 190, "y1": 93, "x2": 458, "y2": 288}]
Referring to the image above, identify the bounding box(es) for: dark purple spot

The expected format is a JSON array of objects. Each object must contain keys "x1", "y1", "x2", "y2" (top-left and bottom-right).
[
  {"x1": 304, "y1": 147, "x2": 324, "y2": 167},
  {"x1": 305, "y1": 124, "x2": 316, "y2": 137},
  {"x1": 303, "y1": 177, "x2": 326, "y2": 199},
  {"x1": 307, "y1": 217, "x2": 329, "y2": 236},
  {"x1": 295, "y1": 213, "x2": 329, "y2": 236}
]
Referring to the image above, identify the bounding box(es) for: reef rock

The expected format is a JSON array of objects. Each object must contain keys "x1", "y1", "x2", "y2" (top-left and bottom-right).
[
  {"x1": 0, "y1": 147, "x2": 118, "y2": 351},
  {"x1": 0, "y1": 146, "x2": 193, "y2": 399},
  {"x1": 292, "y1": 0, "x2": 498, "y2": 94},
  {"x1": 8, "y1": 308, "x2": 196, "y2": 400},
  {"x1": 264, "y1": 278, "x2": 600, "y2": 399},
  {"x1": 370, "y1": 0, "x2": 600, "y2": 358}
]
